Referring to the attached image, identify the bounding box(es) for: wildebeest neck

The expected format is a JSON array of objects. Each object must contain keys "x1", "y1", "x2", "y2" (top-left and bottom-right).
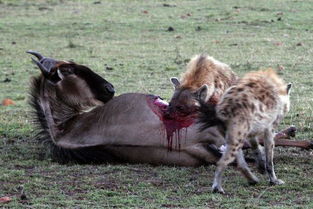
[{"x1": 146, "y1": 95, "x2": 196, "y2": 150}]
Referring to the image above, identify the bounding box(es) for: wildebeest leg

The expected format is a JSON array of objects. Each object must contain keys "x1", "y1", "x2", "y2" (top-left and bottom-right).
[
  {"x1": 245, "y1": 126, "x2": 312, "y2": 150},
  {"x1": 264, "y1": 129, "x2": 284, "y2": 185},
  {"x1": 184, "y1": 143, "x2": 221, "y2": 164},
  {"x1": 260, "y1": 126, "x2": 312, "y2": 149},
  {"x1": 271, "y1": 138, "x2": 313, "y2": 149},
  {"x1": 274, "y1": 126, "x2": 296, "y2": 139}
]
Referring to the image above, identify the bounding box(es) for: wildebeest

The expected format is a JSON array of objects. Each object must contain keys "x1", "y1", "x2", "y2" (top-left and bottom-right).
[
  {"x1": 28, "y1": 51, "x2": 226, "y2": 165},
  {"x1": 28, "y1": 51, "x2": 312, "y2": 166}
]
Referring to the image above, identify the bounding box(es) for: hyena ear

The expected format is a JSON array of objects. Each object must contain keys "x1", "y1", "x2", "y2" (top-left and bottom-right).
[
  {"x1": 287, "y1": 83, "x2": 292, "y2": 95},
  {"x1": 196, "y1": 84, "x2": 209, "y2": 102},
  {"x1": 170, "y1": 77, "x2": 180, "y2": 89},
  {"x1": 196, "y1": 84, "x2": 215, "y2": 102}
]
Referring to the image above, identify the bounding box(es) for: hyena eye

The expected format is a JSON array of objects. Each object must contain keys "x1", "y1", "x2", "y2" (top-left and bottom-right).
[{"x1": 176, "y1": 105, "x2": 184, "y2": 111}]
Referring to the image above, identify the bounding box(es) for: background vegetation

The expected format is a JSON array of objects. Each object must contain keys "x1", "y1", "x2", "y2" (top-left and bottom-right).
[{"x1": 0, "y1": 0, "x2": 312, "y2": 208}]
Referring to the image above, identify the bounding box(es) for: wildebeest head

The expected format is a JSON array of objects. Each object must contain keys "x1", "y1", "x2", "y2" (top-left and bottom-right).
[
  {"x1": 27, "y1": 50, "x2": 115, "y2": 105},
  {"x1": 168, "y1": 77, "x2": 212, "y2": 117}
]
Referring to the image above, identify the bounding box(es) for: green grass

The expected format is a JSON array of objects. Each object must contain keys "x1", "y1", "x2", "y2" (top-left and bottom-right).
[{"x1": 1, "y1": 0, "x2": 313, "y2": 208}]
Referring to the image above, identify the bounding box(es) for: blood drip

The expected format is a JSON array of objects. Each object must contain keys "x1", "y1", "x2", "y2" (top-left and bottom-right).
[{"x1": 146, "y1": 95, "x2": 196, "y2": 150}]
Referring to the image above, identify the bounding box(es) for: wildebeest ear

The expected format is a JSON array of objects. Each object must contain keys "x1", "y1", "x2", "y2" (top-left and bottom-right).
[
  {"x1": 287, "y1": 83, "x2": 292, "y2": 95},
  {"x1": 170, "y1": 77, "x2": 180, "y2": 89},
  {"x1": 196, "y1": 84, "x2": 209, "y2": 102}
]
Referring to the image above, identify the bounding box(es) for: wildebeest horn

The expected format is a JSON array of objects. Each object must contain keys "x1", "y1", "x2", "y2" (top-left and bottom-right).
[
  {"x1": 26, "y1": 50, "x2": 44, "y2": 61},
  {"x1": 31, "y1": 57, "x2": 49, "y2": 78}
]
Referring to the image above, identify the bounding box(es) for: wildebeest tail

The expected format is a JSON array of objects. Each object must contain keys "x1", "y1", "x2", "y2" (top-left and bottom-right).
[{"x1": 197, "y1": 101, "x2": 226, "y2": 133}]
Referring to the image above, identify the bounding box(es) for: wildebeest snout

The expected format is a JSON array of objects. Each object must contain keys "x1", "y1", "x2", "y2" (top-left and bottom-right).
[{"x1": 105, "y1": 83, "x2": 115, "y2": 94}]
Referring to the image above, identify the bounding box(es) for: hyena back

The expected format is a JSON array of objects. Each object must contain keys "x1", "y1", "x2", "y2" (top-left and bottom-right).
[{"x1": 209, "y1": 69, "x2": 291, "y2": 193}]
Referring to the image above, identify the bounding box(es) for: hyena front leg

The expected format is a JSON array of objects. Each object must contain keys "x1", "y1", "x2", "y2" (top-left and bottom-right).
[{"x1": 264, "y1": 128, "x2": 285, "y2": 185}]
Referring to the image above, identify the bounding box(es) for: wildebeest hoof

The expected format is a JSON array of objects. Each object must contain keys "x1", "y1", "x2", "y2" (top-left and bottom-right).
[
  {"x1": 270, "y1": 179, "x2": 285, "y2": 185},
  {"x1": 286, "y1": 126, "x2": 297, "y2": 137}
]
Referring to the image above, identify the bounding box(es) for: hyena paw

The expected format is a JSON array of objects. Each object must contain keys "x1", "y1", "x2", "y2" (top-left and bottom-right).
[
  {"x1": 257, "y1": 162, "x2": 266, "y2": 174},
  {"x1": 270, "y1": 179, "x2": 285, "y2": 185},
  {"x1": 248, "y1": 177, "x2": 260, "y2": 186},
  {"x1": 212, "y1": 184, "x2": 225, "y2": 194}
]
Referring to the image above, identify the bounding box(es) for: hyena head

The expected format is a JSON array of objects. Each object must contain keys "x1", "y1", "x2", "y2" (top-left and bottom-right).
[
  {"x1": 280, "y1": 83, "x2": 292, "y2": 114},
  {"x1": 264, "y1": 68, "x2": 292, "y2": 115},
  {"x1": 168, "y1": 77, "x2": 213, "y2": 116},
  {"x1": 247, "y1": 68, "x2": 292, "y2": 116}
]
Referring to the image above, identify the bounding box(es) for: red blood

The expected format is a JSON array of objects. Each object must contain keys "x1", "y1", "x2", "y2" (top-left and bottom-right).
[{"x1": 146, "y1": 95, "x2": 196, "y2": 150}]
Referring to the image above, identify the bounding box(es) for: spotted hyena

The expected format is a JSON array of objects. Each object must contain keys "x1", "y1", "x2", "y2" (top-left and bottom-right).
[
  {"x1": 168, "y1": 54, "x2": 237, "y2": 117},
  {"x1": 198, "y1": 68, "x2": 292, "y2": 194}
]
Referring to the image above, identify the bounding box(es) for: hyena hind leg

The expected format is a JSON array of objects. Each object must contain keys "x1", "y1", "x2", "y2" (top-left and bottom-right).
[
  {"x1": 236, "y1": 149, "x2": 259, "y2": 185},
  {"x1": 212, "y1": 122, "x2": 252, "y2": 194},
  {"x1": 212, "y1": 143, "x2": 241, "y2": 194},
  {"x1": 250, "y1": 137, "x2": 266, "y2": 174}
]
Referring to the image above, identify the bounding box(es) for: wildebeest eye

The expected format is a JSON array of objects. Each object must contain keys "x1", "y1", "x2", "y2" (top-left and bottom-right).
[
  {"x1": 57, "y1": 67, "x2": 73, "y2": 80},
  {"x1": 60, "y1": 68, "x2": 73, "y2": 76}
]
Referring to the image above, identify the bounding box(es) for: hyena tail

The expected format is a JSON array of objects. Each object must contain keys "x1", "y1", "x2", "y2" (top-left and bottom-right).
[{"x1": 197, "y1": 101, "x2": 226, "y2": 134}]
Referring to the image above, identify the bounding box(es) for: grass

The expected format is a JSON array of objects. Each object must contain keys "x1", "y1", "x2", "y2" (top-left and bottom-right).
[{"x1": 0, "y1": 0, "x2": 313, "y2": 208}]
